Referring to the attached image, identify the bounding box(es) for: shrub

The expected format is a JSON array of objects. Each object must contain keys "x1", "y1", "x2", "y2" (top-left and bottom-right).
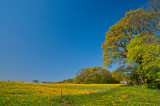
[
  {"x1": 33, "y1": 80, "x2": 39, "y2": 83},
  {"x1": 147, "y1": 82, "x2": 160, "y2": 89}
]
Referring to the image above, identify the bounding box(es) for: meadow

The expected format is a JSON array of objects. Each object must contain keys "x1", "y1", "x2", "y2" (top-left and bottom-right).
[{"x1": 0, "y1": 81, "x2": 160, "y2": 105}]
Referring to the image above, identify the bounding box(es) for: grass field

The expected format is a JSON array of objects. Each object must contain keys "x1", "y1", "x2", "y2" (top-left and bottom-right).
[{"x1": 0, "y1": 81, "x2": 160, "y2": 105}]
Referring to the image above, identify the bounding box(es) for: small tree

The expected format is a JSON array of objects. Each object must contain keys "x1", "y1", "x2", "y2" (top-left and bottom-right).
[
  {"x1": 75, "y1": 66, "x2": 112, "y2": 84},
  {"x1": 33, "y1": 80, "x2": 39, "y2": 83}
]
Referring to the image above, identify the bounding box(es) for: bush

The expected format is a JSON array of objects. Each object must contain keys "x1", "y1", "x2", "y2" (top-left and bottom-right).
[
  {"x1": 33, "y1": 80, "x2": 39, "y2": 83},
  {"x1": 147, "y1": 82, "x2": 160, "y2": 89}
]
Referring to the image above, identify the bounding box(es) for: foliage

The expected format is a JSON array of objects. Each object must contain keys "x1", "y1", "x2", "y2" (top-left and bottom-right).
[
  {"x1": 102, "y1": 8, "x2": 158, "y2": 67},
  {"x1": 102, "y1": 0, "x2": 160, "y2": 87},
  {"x1": 111, "y1": 71, "x2": 127, "y2": 82},
  {"x1": 75, "y1": 66, "x2": 112, "y2": 84},
  {"x1": 41, "y1": 81, "x2": 57, "y2": 84},
  {"x1": 147, "y1": 82, "x2": 160, "y2": 89},
  {"x1": 126, "y1": 34, "x2": 160, "y2": 82},
  {"x1": 146, "y1": 0, "x2": 160, "y2": 13},
  {"x1": 57, "y1": 78, "x2": 74, "y2": 84},
  {"x1": 32, "y1": 80, "x2": 39, "y2": 83}
]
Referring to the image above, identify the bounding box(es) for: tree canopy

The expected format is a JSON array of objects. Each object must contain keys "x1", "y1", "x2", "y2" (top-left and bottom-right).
[
  {"x1": 102, "y1": 8, "x2": 159, "y2": 67},
  {"x1": 102, "y1": 0, "x2": 160, "y2": 87},
  {"x1": 75, "y1": 66, "x2": 112, "y2": 84},
  {"x1": 126, "y1": 34, "x2": 160, "y2": 82}
]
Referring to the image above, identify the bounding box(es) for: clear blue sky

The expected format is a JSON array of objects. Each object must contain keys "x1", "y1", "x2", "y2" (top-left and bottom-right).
[{"x1": 0, "y1": 0, "x2": 147, "y2": 82}]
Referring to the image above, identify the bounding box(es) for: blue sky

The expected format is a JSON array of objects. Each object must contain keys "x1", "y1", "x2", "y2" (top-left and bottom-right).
[{"x1": 0, "y1": 0, "x2": 147, "y2": 82}]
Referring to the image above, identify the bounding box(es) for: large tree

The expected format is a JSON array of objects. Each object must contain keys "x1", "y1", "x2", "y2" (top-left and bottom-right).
[
  {"x1": 146, "y1": 0, "x2": 160, "y2": 13},
  {"x1": 126, "y1": 34, "x2": 160, "y2": 82},
  {"x1": 102, "y1": 8, "x2": 159, "y2": 68}
]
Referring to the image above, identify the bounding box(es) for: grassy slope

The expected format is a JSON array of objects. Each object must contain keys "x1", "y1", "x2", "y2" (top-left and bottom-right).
[
  {"x1": 0, "y1": 81, "x2": 160, "y2": 105},
  {"x1": 53, "y1": 85, "x2": 160, "y2": 106}
]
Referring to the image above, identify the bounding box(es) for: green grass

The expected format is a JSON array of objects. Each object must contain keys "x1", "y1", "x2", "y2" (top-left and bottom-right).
[
  {"x1": 0, "y1": 81, "x2": 160, "y2": 105},
  {"x1": 52, "y1": 85, "x2": 160, "y2": 106}
]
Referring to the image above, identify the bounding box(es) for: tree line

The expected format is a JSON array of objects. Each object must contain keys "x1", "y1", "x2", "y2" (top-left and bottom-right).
[{"x1": 57, "y1": 66, "x2": 128, "y2": 84}]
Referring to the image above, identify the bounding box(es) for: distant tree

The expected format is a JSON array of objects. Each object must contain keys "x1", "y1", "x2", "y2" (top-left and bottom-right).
[
  {"x1": 74, "y1": 67, "x2": 90, "y2": 84},
  {"x1": 112, "y1": 71, "x2": 126, "y2": 82},
  {"x1": 57, "y1": 78, "x2": 74, "y2": 84},
  {"x1": 33, "y1": 80, "x2": 39, "y2": 83},
  {"x1": 111, "y1": 66, "x2": 130, "y2": 82},
  {"x1": 41, "y1": 81, "x2": 57, "y2": 84},
  {"x1": 75, "y1": 66, "x2": 112, "y2": 84}
]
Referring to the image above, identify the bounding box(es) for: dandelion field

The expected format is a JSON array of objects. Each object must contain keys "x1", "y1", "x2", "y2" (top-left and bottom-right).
[{"x1": 0, "y1": 81, "x2": 160, "y2": 105}]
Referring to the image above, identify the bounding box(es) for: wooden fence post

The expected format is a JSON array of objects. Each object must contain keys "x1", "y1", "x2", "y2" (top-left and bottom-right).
[{"x1": 60, "y1": 88, "x2": 62, "y2": 99}]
